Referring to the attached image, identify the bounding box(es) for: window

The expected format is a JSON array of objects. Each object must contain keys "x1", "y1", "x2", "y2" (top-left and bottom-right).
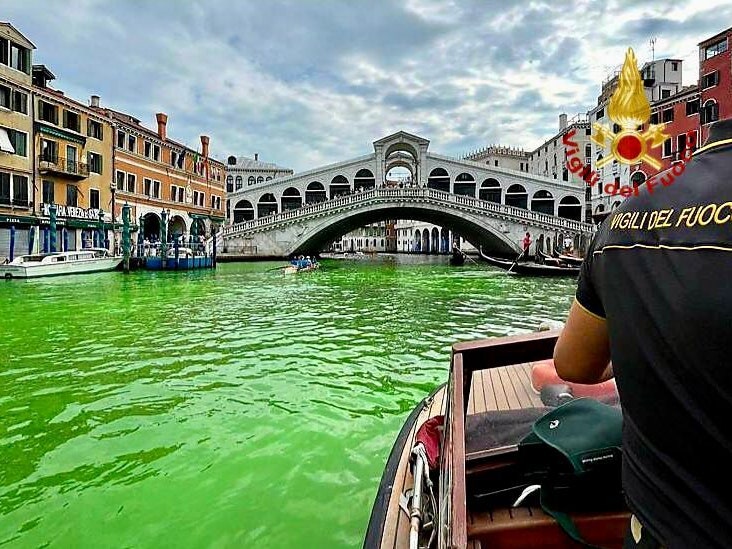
[
  {"x1": 247, "y1": 176, "x2": 254, "y2": 186},
  {"x1": 9, "y1": 42, "x2": 30, "y2": 73},
  {"x1": 171, "y1": 185, "x2": 178, "y2": 201},
  {"x1": 0, "y1": 39, "x2": 6, "y2": 66},
  {"x1": 177, "y1": 187, "x2": 184, "y2": 202},
  {"x1": 662, "y1": 109, "x2": 674, "y2": 123},
  {"x1": 686, "y1": 99, "x2": 700, "y2": 116},
  {"x1": 661, "y1": 89, "x2": 671, "y2": 99},
  {"x1": 90, "y1": 189, "x2": 100, "y2": 209},
  {"x1": 688, "y1": 130, "x2": 699, "y2": 151},
  {"x1": 0, "y1": 172, "x2": 8, "y2": 204},
  {"x1": 9, "y1": 89, "x2": 27, "y2": 114},
  {"x1": 128, "y1": 134, "x2": 136, "y2": 153},
  {"x1": 171, "y1": 151, "x2": 178, "y2": 167},
  {"x1": 193, "y1": 190, "x2": 205, "y2": 207},
  {"x1": 40, "y1": 139, "x2": 57, "y2": 161},
  {"x1": 494, "y1": 160, "x2": 498, "y2": 167},
  {"x1": 6, "y1": 129, "x2": 26, "y2": 157},
  {"x1": 677, "y1": 134, "x2": 687, "y2": 155},
  {"x1": 126, "y1": 173, "x2": 136, "y2": 193},
  {"x1": 266, "y1": 176, "x2": 272, "y2": 181},
  {"x1": 701, "y1": 71, "x2": 719, "y2": 89},
  {"x1": 87, "y1": 119, "x2": 103, "y2": 139},
  {"x1": 42, "y1": 180, "x2": 54, "y2": 204},
  {"x1": 0, "y1": 84, "x2": 9, "y2": 109},
  {"x1": 153, "y1": 144, "x2": 160, "y2": 161},
  {"x1": 66, "y1": 185, "x2": 78, "y2": 207},
  {"x1": 663, "y1": 137, "x2": 673, "y2": 157},
  {"x1": 257, "y1": 176, "x2": 264, "y2": 184},
  {"x1": 226, "y1": 175, "x2": 233, "y2": 192},
  {"x1": 117, "y1": 130, "x2": 126, "y2": 148},
  {"x1": 519, "y1": 162, "x2": 523, "y2": 171},
  {"x1": 13, "y1": 175, "x2": 27, "y2": 205},
  {"x1": 87, "y1": 152, "x2": 102, "y2": 174},
  {"x1": 144, "y1": 177, "x2": 152, "y2": 196},
  {"x1": 115, "y1": 170, "x2": 125, "y2": 190},
  {"x1": 585, "y1": 128, "x2": 591, "y2": 136},
  {"x1": 704, "y1": 39, "x2": 727, "y2": 60},
  {"x1": 612, "y1": 123, "x2": 621, "y2": 133},
  {"x1": 595, "y1": 107, "x2": 604, "y2": 120},
  {"x1": 153, "y1": 180, "x2": 160, "y2": 198},
  {"x1": 671, "y1": 61, "x2": 678, "y2": 71},
  {"x1": 63, "y1": 110, "x2": 81, "y2": 132},
  {"x1": 701, "y1": 100, "x2": 720, "y2": 125},
  {"x1": 38, "y1": 100, "x2": 58, "y2": 124},
  {"x1": 144, "y1": 141, "x2": 152, "y2": 158}
]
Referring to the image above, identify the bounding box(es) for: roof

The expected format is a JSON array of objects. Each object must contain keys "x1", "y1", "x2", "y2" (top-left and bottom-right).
[
  {"x1": 0, "y1": 22, "x2": 36, "y2": 50},
  {"x1": 373, "y1": 130, "x2": 430, "y2": 147},
  {"x1": 229, "y1": 156, "x2": 293, "y2": 171},
  {"x1": 698, "y1": 26, "x2": 732, "y2": 46}
]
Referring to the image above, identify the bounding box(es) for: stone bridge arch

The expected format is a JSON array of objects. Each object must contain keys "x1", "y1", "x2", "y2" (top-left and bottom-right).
[{"x1": 288, "y1": 202, "x2": 519, "y2": 256}]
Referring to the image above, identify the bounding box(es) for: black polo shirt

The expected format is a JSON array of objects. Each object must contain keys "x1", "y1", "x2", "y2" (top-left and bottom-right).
[{"x1": 576, "y1": 119, "x2": 732, "y2": 548}]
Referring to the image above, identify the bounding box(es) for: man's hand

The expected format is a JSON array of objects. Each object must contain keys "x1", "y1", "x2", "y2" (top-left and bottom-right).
[{"x1": 554, "y1": 299, "x2": 612, "y2": 384}]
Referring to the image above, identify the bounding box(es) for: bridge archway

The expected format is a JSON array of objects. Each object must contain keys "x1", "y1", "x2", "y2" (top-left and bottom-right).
[
  {"x1": 258, "y1": 193, "x2": 278, "y2": 218},
  {"x1": 531, "y1": 190, "x2": 554, "y2": 215},
  {"x1": 557, "y1": 196, "x2": 582, "y2": 221},
  {"x1": 454, "y1": 173, "x2": 476, "y2": 197},
  {"x1": 505, "y1": 184, "x2": 528, "y2": 209},
  {"x1": 431, "y1": 227, "x2": 439, "y2": 253},
  {"x1": 428, "y1": 168, "x2": 450, "y2": 192},
  {"x1": 305, "y1": 182, "x2": 327, "y2": 204},
  {"x1": 479, "y1": 178, "x2": 501, "y2": 203},
  {"x1": 233, "y1": 199, "x2": 255, "y2": 223},
  {"x1": 281, "y1": 187, "x2": 302, "y2": 211},
  {"x1": 354, "y1": 169, "x2": 376, "y2": 191},
  {"x1": 289, "y1": 202, "x2": 519, "y2": 257},
  {"x1": 330, "y1": 175, "x2": 350, "y2": 199},
  {"x1": 141, "y1": 212, "x2": 160, "y2": 240},
  {"x1": 168, "y1": 215, "x2": 187, "y2": 239}
]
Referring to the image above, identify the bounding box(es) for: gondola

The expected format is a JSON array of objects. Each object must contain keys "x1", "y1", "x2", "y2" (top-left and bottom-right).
[
  {"x1": 479, "y1": 249, "x2": 580, "y2": 277},
  {"x1": 365, "y1": 331, "x2": 628, "y2": 548},
  {"x1": 449, "y1": 245, "x2": 466, "y2": 266}
]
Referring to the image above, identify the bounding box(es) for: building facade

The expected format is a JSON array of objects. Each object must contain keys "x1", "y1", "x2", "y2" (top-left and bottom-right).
[
  {"x1": 32, "y1": 66, "x2": 115, "y2": 252},
  {"x1": 464, "y1": 145, "x2": 529, "y2": 172},
  {"x1": 225, "y1": 154, "x2": 293, "y2": 223},
  {"x1": 99, "y1": 108, "x2": 226, "y2": 246},
  {"x1": 0, "y1": 23, "x2": 34, "y2": 257},
  {"x1": 698, "y1": 28, "x2": 730, "y2": 143}
]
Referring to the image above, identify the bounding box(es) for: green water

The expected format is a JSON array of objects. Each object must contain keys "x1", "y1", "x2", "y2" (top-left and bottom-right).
[{"x1": 0, "y1": 256, "x2": 575, "y2": 548}]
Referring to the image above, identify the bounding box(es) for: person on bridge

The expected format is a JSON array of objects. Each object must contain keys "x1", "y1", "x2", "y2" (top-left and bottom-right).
[{"x1": 553, "y1": 118, "x2": 732, "y2": 548}]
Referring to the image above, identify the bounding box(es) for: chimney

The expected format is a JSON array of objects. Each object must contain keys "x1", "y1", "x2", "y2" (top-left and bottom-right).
[
  {"x1": 201, "y1": 135, "x2": 210, "y2": 158},
  {"x1": 559, "y1": 113, "x2": 568, "y2": 131},
  {"x1": 90, "y1": 95, "x2": 100, "y2": 108},
  {"x1": 156, "y1": 113, "x2": 168, "y2": 141},
  {"x1": 254, "y1": 153, "x2": 259, "y2": 161}
]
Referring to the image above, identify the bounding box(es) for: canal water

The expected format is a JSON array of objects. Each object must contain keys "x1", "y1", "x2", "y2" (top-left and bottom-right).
[{"x1": 0, "y1": 256, "x2": 575, "y2": 548}]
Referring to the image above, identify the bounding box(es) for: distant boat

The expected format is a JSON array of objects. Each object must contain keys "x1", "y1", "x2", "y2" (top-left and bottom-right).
[
  {"x1": 0, "y1": 248, "x2": 122, "y2": 279},
  {"x1": 479, "y1": 249, "x2": 580, "y2": 277}
]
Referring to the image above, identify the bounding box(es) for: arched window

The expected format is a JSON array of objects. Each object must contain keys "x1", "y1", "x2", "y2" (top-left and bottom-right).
[
  {"x1": 479, "y1": 178, "x2": 501, "y2": 203},
  {"x1": 531, "y1": 190, "x2": 554, "y2": 215},
  {"x1": 505, "y1": 183, "x2": 528, "y2": 209},
  {"x1": 233, "y1": 199, "x2": 254, "y2": 223},
  {"x1": 266, "y1": 176, "x2": 272, "y2": 181},
  {"x1": 226, "y1": 175, "x2": 233, "y2": 193},
  {"x1": 329, "y1": 175, "x2": 350, "y2": 199},
  {"x1": 630, "y1": 171, "x2": 646, "y2": 188},
  {"x1": 701, "y1": 99, "x2": 719, "y2": 125},
  {"x1": 248, "y1": 176, "x2": 256, "y2": 186},
  {"x1": 427, "y1": 168, "x2": 450, "y2": 192},
  {"x1": 257, "y1": 193, "x2": 278, "y2": 218},
  {"x1": 454, "y1": 173, "x2": 476, "y2": 197},
  {"x1": 257, "y1": 176, "x2": 264, "y2": 184},
  {"x1": 306, "y1": 181, "x2": 327, "y2": 204},
  {"x1": 235, "y1": 176, "x2": 243, "y2": 190},
  {"x1": 557, "y1": 196, "x2": 582, "y2": 221},
  {"x1": 354, "y1": 168, "x2": 375, "y2": 190},
  {"x1": 227, "y1": 155, "x2": 237, "y2": 165},
  {"x1": 281, "y1": 187, "x2": 302, "y2": 211}
]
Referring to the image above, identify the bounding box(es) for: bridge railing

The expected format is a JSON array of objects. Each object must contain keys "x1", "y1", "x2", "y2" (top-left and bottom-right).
[{"x1": 221, "y1": 187, "x2": 594, "y2": 237}]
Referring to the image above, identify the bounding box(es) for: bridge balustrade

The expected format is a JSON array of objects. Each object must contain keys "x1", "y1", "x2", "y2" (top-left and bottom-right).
[{"x1": 220, "y1": 187, "x2": 594, "y2": 238}]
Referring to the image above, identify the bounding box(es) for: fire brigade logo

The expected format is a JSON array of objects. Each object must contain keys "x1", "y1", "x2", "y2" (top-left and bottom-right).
[{"x1": 593, "y1": 48, "x2": 669, "y2": 170}]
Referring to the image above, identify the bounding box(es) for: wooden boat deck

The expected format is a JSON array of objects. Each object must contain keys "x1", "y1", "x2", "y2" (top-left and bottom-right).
[{"x1": 374, "y1": 361, "x2": 627, "y2": 548}]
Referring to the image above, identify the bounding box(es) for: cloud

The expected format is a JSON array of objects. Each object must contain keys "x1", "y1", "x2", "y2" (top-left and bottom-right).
[{"x1": 2, "y1": 0, "x2": 727, "y2": 170}]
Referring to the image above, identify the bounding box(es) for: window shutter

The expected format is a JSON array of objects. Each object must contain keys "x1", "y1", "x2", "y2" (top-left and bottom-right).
[{"x1": 63, "y1": 109, "x2": 68, "y2": 128}]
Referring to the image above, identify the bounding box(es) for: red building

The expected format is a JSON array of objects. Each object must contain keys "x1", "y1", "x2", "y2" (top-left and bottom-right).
[{"x1": 698, "y1": 27, "x2": 731, "y2": 142}]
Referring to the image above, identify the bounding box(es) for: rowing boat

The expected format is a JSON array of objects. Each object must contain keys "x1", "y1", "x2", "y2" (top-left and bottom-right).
[
  {"x1": 364, "y1": 331, "x2": 628, "y2": 548},
  {"x1": 479, "y1": 250, "x2": 580, "y2": 277}
]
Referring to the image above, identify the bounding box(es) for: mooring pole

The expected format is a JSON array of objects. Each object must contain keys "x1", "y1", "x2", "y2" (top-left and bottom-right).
[{"x1": 122, "y1": 203, "x2": 131, "y2": 273}]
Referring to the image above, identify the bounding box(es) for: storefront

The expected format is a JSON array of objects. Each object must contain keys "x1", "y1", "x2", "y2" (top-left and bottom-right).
[
  {"x1": 37, "y1": 203, "x2": 115, "y2": 253},
  {"x1": 0, "y1": 214, "x2": 38, "y2": 261}
]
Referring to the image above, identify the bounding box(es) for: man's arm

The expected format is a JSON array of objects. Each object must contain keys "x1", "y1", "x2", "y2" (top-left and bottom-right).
[{"x1": 553, "y1": 299, "x2": 612, "y2": 384}]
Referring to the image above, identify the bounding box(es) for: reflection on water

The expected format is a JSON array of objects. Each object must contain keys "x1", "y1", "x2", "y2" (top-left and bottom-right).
[{"x1": 0, "y1": 256, "x2": 574, "y2": 547}]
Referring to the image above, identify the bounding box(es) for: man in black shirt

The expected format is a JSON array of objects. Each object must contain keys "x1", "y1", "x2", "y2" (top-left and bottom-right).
[{"x1": 554, "y1": 119, "x2": 732, "y2": 548}]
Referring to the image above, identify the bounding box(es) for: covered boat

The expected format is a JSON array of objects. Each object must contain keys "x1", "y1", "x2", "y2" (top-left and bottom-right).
[
  {"x1": 479, "y1": 250, "x2": 580, "y2": 278},
  {"x1": 365, "y1": 331, "x2": 628, "y2": 548},
  {"x1": 0, "y1": 248, "x2": 122, "y2": 279}
]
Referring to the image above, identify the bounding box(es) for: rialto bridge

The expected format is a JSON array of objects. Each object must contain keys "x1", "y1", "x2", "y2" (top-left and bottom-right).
[{"x1": 217, "y1": 131, "x2": 594, "y2": 257}]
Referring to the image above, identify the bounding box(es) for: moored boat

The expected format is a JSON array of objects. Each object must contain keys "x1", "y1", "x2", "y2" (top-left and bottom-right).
[
  {"x1": 0, "y1": 248, "x2": 122, "y2": 279},
  {"x1": 365, "y1": 331, "x2": 628, "y2": 548},
  {"x1": 479, "y1": 249, "x2": 580, "y2": 277}
]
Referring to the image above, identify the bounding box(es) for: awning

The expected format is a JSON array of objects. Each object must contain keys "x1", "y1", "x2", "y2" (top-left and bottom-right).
[
  {"x1": 35, "y1": 123, "x2": 87, "y2": 145},
  {"x1": 0, "y1": 213, "x2": 38, "y2": 226},
  {"x1": 0, "y1": 128, "x2": 15, "y2": 154}
]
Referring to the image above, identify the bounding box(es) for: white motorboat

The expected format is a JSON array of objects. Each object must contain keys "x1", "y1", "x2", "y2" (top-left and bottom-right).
[{"x1": 0, "y1": 248, "x2": 123, "y2": 279}]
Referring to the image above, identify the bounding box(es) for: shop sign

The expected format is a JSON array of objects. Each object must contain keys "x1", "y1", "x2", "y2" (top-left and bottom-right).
[{"x1": 42, "y1": 203, "x2": 102, "y2": 220}]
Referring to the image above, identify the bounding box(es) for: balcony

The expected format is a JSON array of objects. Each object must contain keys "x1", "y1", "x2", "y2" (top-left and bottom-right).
[{"x1": 38, "y1": 156, "x2": 89, "y2": 180}]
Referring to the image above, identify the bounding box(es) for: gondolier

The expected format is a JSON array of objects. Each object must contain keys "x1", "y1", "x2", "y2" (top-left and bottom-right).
[
  {"x1": 554, "y1": 118, "x2": 732, "y2": 547},
  {"x1": 522, "y1": 232, "x2": 531, "y2": 261}
]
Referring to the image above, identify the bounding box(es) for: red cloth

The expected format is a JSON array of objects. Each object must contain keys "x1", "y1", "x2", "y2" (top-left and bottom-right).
[{"x1": 415, "y1": 415, "x2": 444, "y2": 470}]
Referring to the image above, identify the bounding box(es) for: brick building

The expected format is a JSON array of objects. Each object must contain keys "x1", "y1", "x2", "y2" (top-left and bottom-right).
[{"x1": 698, "y1": 27, "x2": 730, "y2": 142}]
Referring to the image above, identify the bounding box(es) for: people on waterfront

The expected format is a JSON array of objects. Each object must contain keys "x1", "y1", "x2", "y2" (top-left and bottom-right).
[{"x1": 553, "y1": 118, "x2": 732, "y2": 548}]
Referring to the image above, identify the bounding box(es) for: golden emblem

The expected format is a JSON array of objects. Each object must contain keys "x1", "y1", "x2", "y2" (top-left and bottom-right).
[{"x1": 593, "y1": 48, "x2": 668, "y2": 170}]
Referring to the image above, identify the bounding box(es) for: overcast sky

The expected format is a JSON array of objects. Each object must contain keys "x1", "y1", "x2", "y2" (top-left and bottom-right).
[{"x1": 5, "y1": 0, "x2": 731, "y2": 171}]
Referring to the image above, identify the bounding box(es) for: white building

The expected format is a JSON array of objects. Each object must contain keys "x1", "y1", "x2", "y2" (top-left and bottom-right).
[
  {"x1": 464, "y1": 145, "x2": 529, "y2": 172},
  {"x1": 225, "y1": 153, "x2": 292, "y2": 223}
]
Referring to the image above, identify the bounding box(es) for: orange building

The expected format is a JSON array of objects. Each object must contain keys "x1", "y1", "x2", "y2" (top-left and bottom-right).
[{"x1": 94, "y1": 105, "x2": 226, "y2": 247}]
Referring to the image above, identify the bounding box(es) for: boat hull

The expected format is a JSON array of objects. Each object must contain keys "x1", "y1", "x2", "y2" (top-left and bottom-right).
[
  {"x1": 0, "y1": 257, "x2": 122, "y2": 279},
  {"x1": 145, "y1": 256, "x2": 214, "y2": 270},
  {"x1": 479, "y1": 251, "x2": 579, "y2": 277}
]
